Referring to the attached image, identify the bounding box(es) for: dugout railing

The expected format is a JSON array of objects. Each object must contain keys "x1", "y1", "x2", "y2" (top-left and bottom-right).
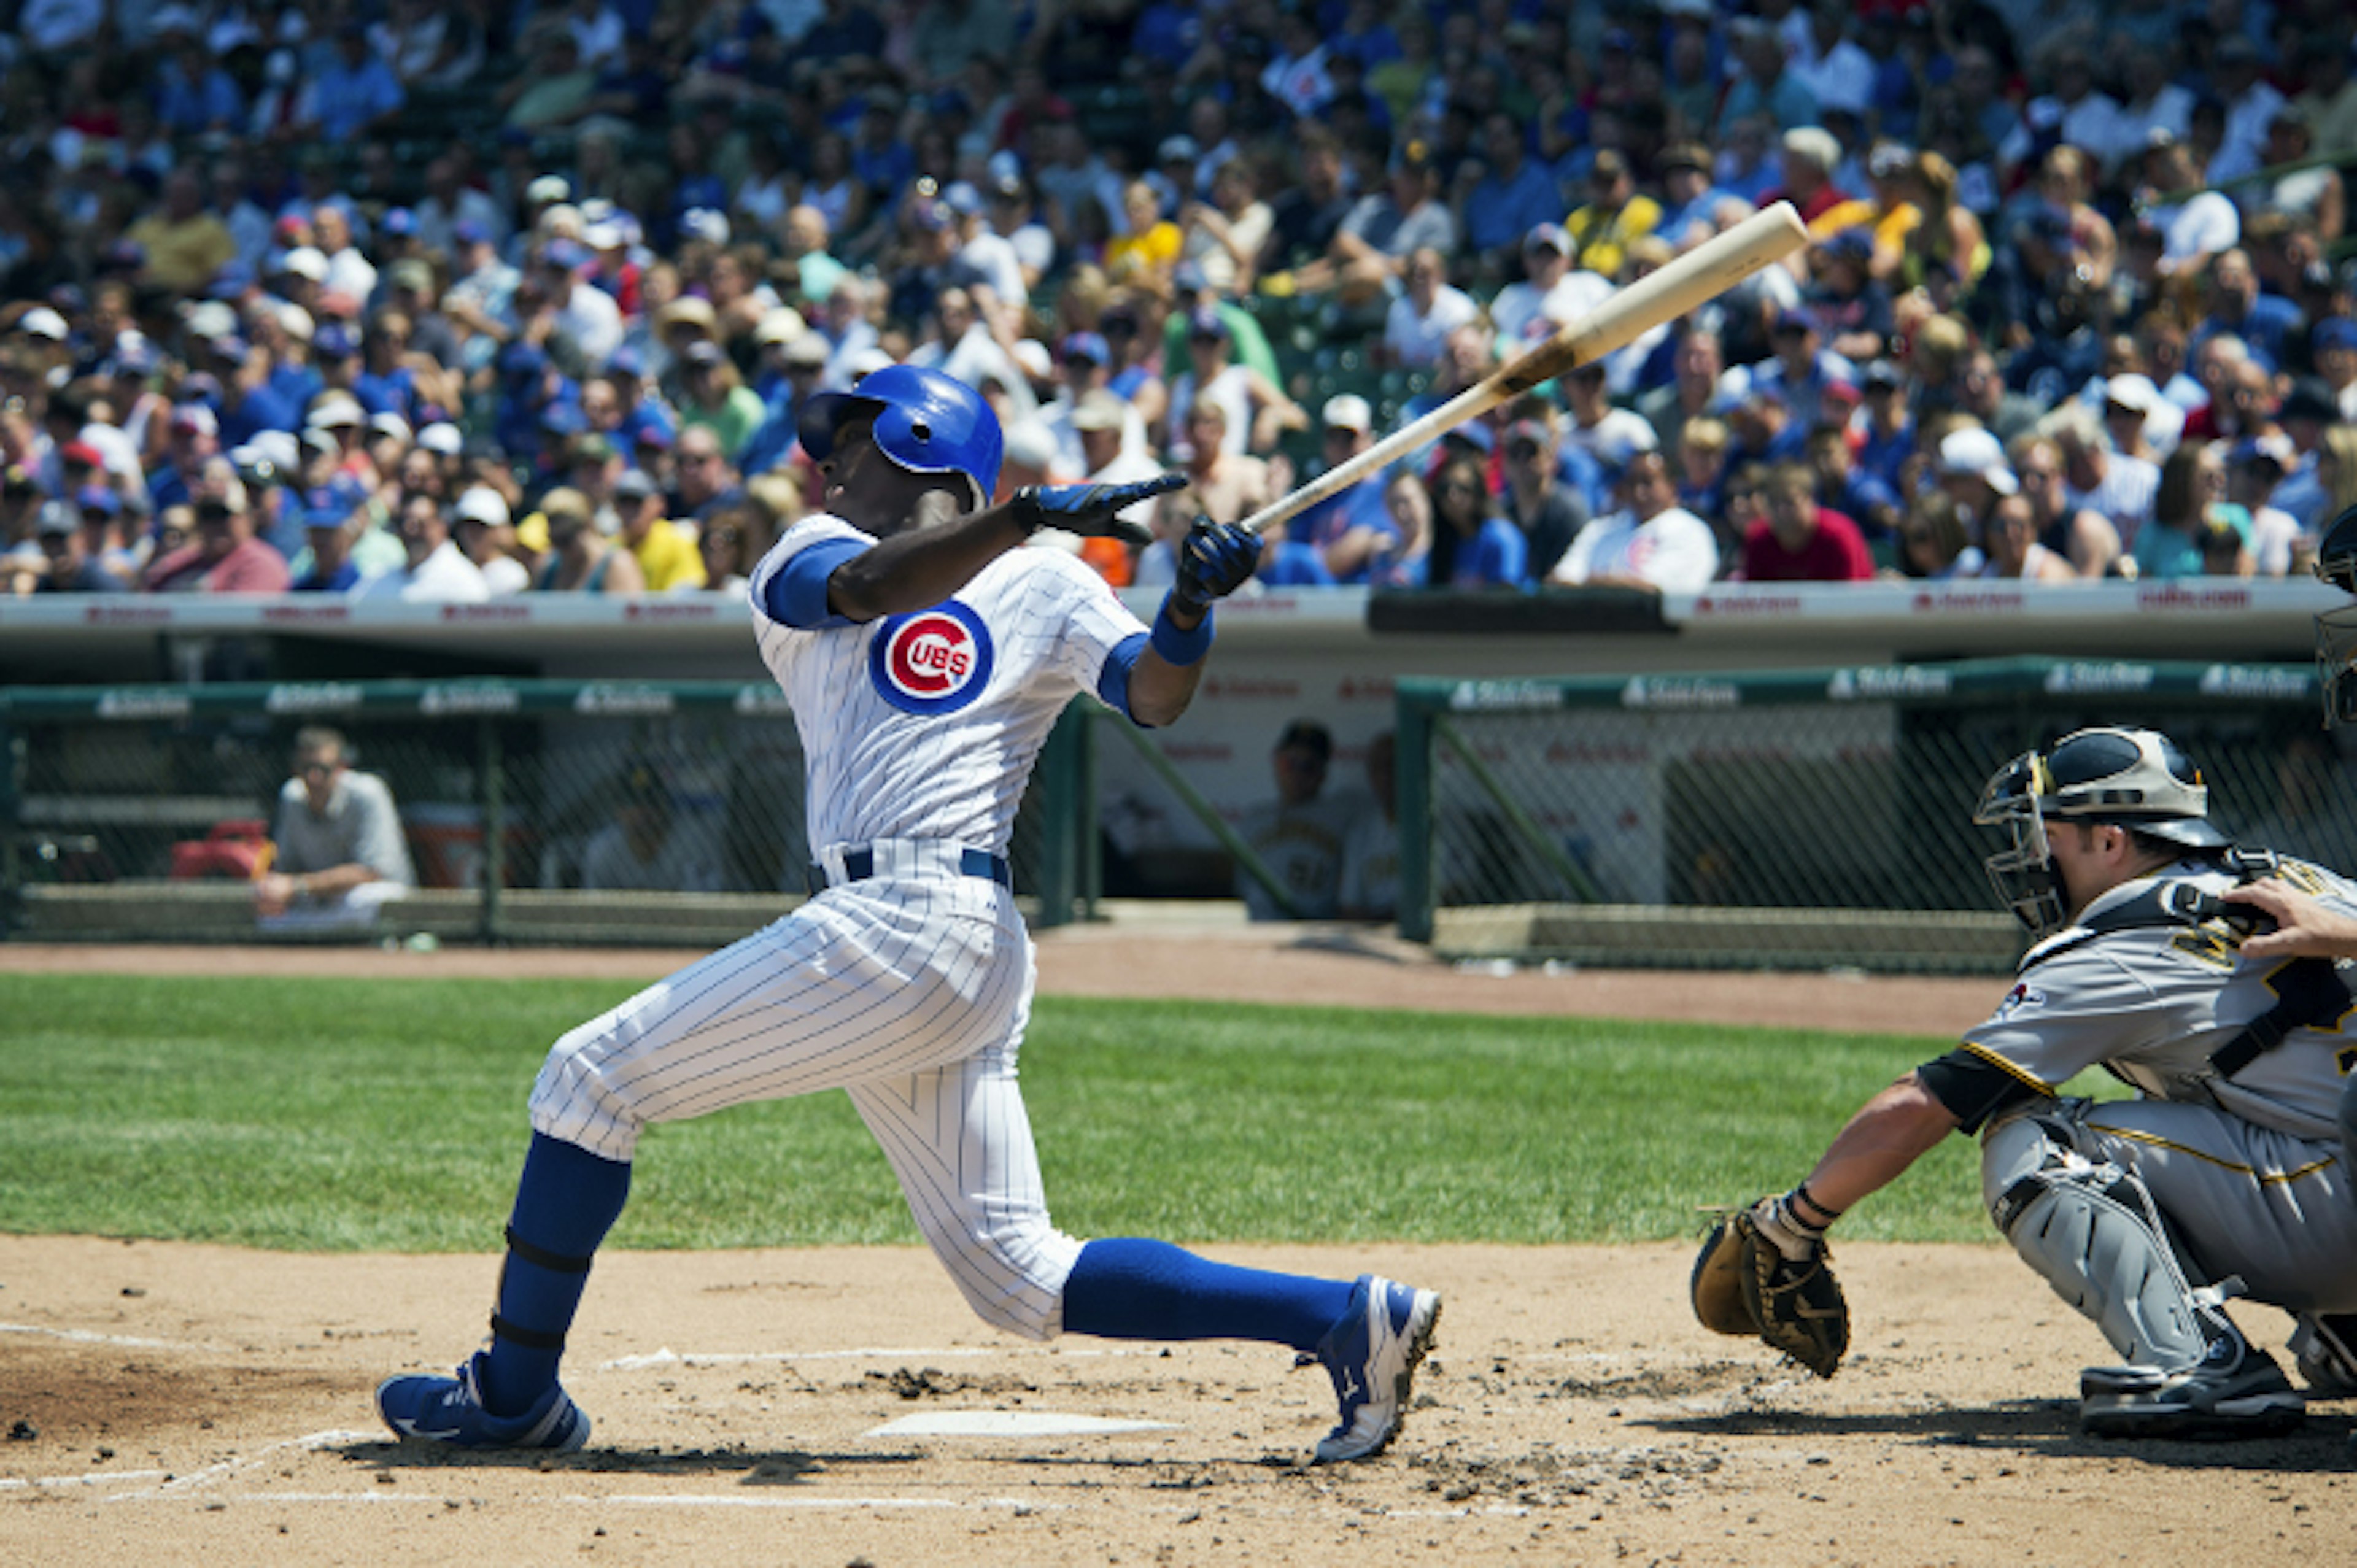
[
  {"x1": 0, "y1": 679, "x2": 1101, "y2": 946},
  {"x1": 1394, "y1": 657, "x2": 2343, "y2": 974}
]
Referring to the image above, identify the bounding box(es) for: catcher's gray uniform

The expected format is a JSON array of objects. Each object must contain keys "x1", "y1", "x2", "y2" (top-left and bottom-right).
[{"x1": 1929, "y1": 857, "x2": 2357, "y2": 1370}]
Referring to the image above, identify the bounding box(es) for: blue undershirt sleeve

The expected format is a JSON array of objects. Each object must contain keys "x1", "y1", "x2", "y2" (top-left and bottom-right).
[
  {"x1": 1097, "y1": 631, "x2": 1150, "y2": 724},
  {"x1": 761, "y1": 537, "x2": 867, "y2": 628}
]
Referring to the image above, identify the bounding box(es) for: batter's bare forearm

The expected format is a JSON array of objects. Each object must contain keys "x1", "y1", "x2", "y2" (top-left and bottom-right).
[
  {"x1": 829, "y1": 502, "x2": 1030, "y2": 621},
  {"x1": 1129, "y1": 627, "x2": 1209, "y2": 727},
  {"x1": 1797, "y1": 1075, "x2": 1960, "y2": 1218}
]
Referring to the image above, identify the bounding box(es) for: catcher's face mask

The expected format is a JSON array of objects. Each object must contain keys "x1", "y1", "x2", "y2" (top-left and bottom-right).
[
  {"x1": 2315, "y1": 603, "x2": 2357, "y2": 730},
  {"x1": 1975, "y1": 749, "x2": 2067, "y2": 937},
  {"x1": 1975, "y1": 728, "x2": 2227, "y2": 937},
  {"x1": 2315, "y1": 503, "x2": 2357, "y2": 728}
]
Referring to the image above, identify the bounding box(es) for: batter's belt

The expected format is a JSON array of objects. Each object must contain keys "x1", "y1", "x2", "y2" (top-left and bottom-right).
[{"x1": 807, "y1": 838, "x2": 1013, "y2": 894}]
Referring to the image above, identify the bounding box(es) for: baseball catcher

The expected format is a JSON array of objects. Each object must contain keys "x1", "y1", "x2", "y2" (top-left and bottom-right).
[{"x1": 1697, "y1": 726, "x2": 2357, "y2": 1437}]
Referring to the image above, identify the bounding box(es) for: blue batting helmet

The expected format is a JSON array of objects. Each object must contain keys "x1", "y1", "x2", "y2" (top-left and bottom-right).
[{"x1": 797, "y1": 363, "x2": 1003, "y2": 508}]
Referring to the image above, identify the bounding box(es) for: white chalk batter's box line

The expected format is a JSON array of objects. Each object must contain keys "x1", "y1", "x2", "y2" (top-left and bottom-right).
[
  {"x1": 0, "y1": 1321, "x2": 225, "y2": 1353},
  {"x1": 599, "y1": 1344, "x2": 1177, "y2": 1369}
]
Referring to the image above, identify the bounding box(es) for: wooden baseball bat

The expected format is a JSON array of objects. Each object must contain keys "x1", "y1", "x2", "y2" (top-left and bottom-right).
[{"x1": 1234, "y1": 201, "x2": 1810, "y2": 537}]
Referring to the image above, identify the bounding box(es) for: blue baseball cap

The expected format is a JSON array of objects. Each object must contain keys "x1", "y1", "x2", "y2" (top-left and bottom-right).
[
  {"x1": 2315, "y1": 316, "x2": 2357, "y2": 353},
  {"x1": 381, "y1": 206, "x2": 416, "y2": 237},
  {"x1": 1059, "y1": 331, "x2": 1109, "y2": 366},
  {"x1": 500, "y1": 341, "x2": 548, "y2": 378},
  {"x1": 75, "y1": 484, "x2": 121, "y2": 516},
  {"x1": 313, "y1": 323, "x2": 358, "y2": 359},
  {"x1": 540, "y1": 400, "x2": 588, "y2": 436},
  {"x1": 454, "y1": 218, "x2": 491, "y2": 247}
]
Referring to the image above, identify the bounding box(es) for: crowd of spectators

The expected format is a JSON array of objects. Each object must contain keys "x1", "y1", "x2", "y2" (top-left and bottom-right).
[{"x1": 6, "y1": 0, "x2": 2357, "y2": 605}]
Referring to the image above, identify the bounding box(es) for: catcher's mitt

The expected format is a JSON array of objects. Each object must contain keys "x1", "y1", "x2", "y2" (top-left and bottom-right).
[{"x1": 1689, "y1": 1204, "x2": 1849, "y2": 1379}]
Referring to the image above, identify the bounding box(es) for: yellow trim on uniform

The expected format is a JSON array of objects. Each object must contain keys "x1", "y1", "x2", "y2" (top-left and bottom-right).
[
  {"x1": 1954, "y1": 1041, "x2": 2060, "y2": 1096},
  {"x1": 2092, "y1": 1124, "x2": 2340, "y2": 1185}
]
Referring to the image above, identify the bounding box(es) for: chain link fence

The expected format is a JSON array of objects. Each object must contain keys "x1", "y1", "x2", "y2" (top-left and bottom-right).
[
  {"x1": 1396, "y1": 660, "x2": 2351, "y2": 973},
  {"x1": 0, "y1": 682, "x2": 1089, "y2": 945}
]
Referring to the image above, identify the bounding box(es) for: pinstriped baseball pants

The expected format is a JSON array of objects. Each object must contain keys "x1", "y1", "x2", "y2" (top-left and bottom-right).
[{"x1": 529, "y1": 874, "x2": 1083, "y2": 1338}]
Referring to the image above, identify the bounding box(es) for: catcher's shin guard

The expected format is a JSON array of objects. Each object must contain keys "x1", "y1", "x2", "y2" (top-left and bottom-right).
[
  {"x1": 1981, "y1": 1114, "x2": 2218, "y2": 1368},
  {"x1": 2342, "y1": 1071, "x2": 2357, "y2": 1191}
]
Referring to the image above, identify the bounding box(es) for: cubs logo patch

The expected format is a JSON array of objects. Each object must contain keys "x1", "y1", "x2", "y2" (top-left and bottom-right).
[
  {"x1": 870, "y1": 601, "x2": 994, "y2": 715},
  {"x1": 1994, "y1": 981, "x2": 2045, "y2": 1021}
]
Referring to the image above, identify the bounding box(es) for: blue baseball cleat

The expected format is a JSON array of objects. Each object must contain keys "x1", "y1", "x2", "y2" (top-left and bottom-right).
[
  {"x1": 376, "y1": 1352, "x2": 591, "y2": 1453},
  {"x1": 1308, "y1": 1274, "x2": 1442, "y2": 1462}
]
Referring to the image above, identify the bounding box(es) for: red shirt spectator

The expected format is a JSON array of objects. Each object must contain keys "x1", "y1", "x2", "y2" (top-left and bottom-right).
[
  {"x1": 145, "y1": 492, "x2": 292, "y2": 593},
  {"x1": 1740, "y1": 467, "x2": 1875, "y2": 581}
]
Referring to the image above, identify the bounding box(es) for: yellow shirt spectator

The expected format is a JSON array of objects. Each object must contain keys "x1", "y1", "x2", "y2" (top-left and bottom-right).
[
  {"x1": 1563, "y1": 152, "x2": 1660, "y2": 280},
  {"x1": 126, "y1": 211, "x2": 237, "y2": 293},
  {"x1": 627, "y1": 513, "x2": 707, "y2": 592},
  {"x1": 1106, "y1": 179, "x2": 1182, "y2": 291}
]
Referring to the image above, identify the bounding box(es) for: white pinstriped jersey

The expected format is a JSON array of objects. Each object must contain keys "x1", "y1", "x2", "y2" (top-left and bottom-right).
[
  {"x1": 748, "y1": 515, "x2": 1148, "y2": 857},
  {"x1": 1960, "y1": 859, "x2": 2357, "y2": 1143}
]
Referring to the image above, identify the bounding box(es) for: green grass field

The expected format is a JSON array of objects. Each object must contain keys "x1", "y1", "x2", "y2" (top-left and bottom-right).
[{"x1": 0, "y1": 973, "x2": 2011, "y2": 1252}]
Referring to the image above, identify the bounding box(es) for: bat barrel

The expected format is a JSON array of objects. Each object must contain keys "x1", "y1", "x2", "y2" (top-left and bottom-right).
[{"x1": 1234, "y1": 202, "x2": 1808, "y2": 538}]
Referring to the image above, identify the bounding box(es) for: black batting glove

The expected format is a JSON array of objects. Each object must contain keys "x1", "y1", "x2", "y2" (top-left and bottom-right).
[
  {"x1": 1172, "y1": 516, "x2": 1263, "y2": 615},
  {"x1": 1010, "y1": 473, "x2": 1185, "y2": 546}
]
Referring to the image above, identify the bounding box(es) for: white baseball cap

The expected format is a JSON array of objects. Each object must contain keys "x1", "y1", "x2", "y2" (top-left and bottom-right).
[
  {"x1": 753, "y1": 307, "x2": 807, "y2": 346},
  {"x1": 184, "y1": 299, "x2": 239, "y2": 342},
  {"x1": 231, "y1": 430, "x2": 299, "y2": 471},
  {"x1": 1003, "y1": 419, "x2": 1058, "y2": 473},
  {"x1": 16, "y1": 306, "x2": 69, "y2": 341},
  {"x1": 279, "y1": 246, "x2": 328, "y2": 282},
  {"x1": 305, "y1": 391, "x2": 365, "y2": 430},
  {"x1": 1070, "y1": 389, "x2": 1127, "y2": 432},
  {"x1": 1013, "y1": 338, "x2": 1053, "y2": 380},
  {"x1": 1938, "y1": 427, "x2": 2018, "y2": 494},
  {"x1": 453, "y1": 487, "x2": 511, "y2": 528},
  {"x1": 416, "y1": 422, "x2": 465, "y2": 457},
  {"x1": 1322, "y1": 393, "x2": 1373, "y2": 432},
  {"x1": 2103, "y1": 373, "x2": 2161, "y2": 412}
]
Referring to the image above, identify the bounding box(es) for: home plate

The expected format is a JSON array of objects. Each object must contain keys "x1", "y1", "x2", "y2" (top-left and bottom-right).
[{"x1": 865, "y1": 1412, "x2": 1179, "y2": 1439}]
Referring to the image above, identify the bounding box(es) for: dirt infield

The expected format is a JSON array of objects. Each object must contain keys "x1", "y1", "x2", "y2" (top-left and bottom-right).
[{"x1": 2, "y1": 929, "x2": 2348, "y2": 1565}]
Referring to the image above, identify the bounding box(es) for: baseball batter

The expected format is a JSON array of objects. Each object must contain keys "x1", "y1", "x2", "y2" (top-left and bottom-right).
[
  {"x1": 1701, "y1": 727, "x2": 2357, "y2": 1437},
  {"x1": 376, "y1": 365, "x2": 1441, "y2": 1464}
]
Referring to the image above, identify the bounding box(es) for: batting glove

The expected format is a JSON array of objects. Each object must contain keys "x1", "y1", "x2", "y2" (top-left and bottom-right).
[
  {"x1": 1011, "y1": 473, "x2": 1185, "y2": 546},
  {"x1": 1172, "y1": 516, "x2": 1263, "y2": 614}
]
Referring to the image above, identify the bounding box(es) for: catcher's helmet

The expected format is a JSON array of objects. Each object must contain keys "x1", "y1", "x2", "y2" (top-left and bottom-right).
[
  {"x1": 2313, "y1": 503, "x2": 2357, "y2": 727},
  {"x1": 1973, "y1": 727, "x2": 2229, "y2": 935},
  {"x1": 797, "y1": 362, "x2": 1003, "y2": 508}
]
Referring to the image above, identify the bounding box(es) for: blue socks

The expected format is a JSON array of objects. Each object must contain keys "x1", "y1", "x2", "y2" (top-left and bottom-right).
[
  {"x1": 1062, "y1": 1238, "x2": 1353, "y2": 1354},
  {"x1": 479, "y1": 1155, "x2": 1354, "y2": 1413},
  {"x1": 479, "y1": 1132, "x2": 632, "y2": 1416}
]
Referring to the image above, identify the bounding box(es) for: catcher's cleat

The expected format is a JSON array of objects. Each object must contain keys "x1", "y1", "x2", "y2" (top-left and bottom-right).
[
  {"x1": 376, "y1": 1351, "x2": 592, "y2": 1452},
  {"x1": 1306, "y1": 1274, "x2": 1441, "y2": 1463},
  {"x1": 2080, "y1": 1334, "x2": 2304, "y2": 1440},
  {"x1": 2291, "y1": 1313, "x2": 2357, "y2": 1399}
]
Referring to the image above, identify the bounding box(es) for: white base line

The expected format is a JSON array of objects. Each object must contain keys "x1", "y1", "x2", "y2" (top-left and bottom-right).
[
  {"x1": 103, "y1": 1491, "x2": 1067, "y2": 1513},
  {"x1": 0, "y1": 1322, "x2": 215, "y2": 1352},
  {"x1": 0, "y1": 1470, "x2": 170, "y2": 1493},
  {"x1": 600, "y1": 1345, "x2": 1163, "y2": 1370},
  {"x1": 106, "y1": 1429, "x2": 381, "y2": 1499}
]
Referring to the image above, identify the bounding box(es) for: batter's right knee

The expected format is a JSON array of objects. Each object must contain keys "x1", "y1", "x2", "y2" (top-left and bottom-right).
[
  {"x1": 527, "y1": 1019, "x2": 648, "y2": 1164},
  {"x1": 1980, "y1": 1112, "x2": 2213, "y2": 1367}
]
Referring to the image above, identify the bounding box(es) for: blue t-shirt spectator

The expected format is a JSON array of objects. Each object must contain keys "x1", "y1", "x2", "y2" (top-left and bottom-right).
[
  {"x1": 157, "y1": 60, "x2": 245, "y2": 136},
  {"x1": 307, "y1": 42, "x2": 406, "y2": 143},
  {"x1": 1434, "y1": 516, "x2": 1528, "y2": 589},
  {"x1": 1465, "y1": 155, "x2": 1563, "y2": 260}
]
